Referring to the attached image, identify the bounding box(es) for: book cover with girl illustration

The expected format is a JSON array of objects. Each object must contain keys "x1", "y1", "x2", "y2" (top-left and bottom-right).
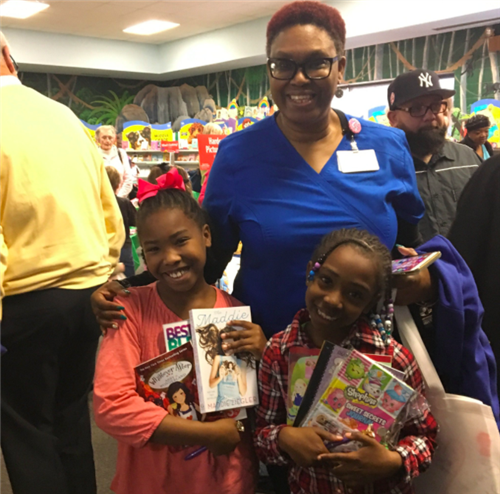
[
  {"x1": 286, "y1": 348, "x2": 320, "y2": 425},
  {"x1": 190, "y1": 307, "x2": 259, "y2": 413},
  {"x1": 135, "y1": 343, "x2": 201, "y2": 420}
]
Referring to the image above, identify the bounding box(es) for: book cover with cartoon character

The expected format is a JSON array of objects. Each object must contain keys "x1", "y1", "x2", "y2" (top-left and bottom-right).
[
  {"x1": 189, "y1": 306, "x2": 259, "y2": 414},
  {"x1": 302, "y1": 349, "x2": 415, "y2": 444},
  {"x1": 135, "y1": 343, "x2": 200, "y2": 420}
]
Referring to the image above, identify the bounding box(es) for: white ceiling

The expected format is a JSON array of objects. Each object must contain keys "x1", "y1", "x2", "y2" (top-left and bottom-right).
[
  {"x1": 0, "y1": 0, "x2": 291, "y2": 43},
  {"x1": 2, "y1": 1, "x2": 500, "y2": 80}
]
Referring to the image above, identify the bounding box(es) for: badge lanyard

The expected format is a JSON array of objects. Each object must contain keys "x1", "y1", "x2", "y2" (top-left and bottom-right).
[{"x1": 333, "y1": 109, "x2": 361, "y2": 152}]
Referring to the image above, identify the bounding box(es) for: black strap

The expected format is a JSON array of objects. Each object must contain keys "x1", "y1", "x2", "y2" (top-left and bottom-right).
[{"x1": 333, "y1": 108, "x2": 354, "y2": 139}]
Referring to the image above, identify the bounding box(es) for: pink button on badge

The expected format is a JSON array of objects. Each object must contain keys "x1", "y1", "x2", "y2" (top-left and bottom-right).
[{"x1": 348, "y1": 118, "x2": 362, "y2": 134}]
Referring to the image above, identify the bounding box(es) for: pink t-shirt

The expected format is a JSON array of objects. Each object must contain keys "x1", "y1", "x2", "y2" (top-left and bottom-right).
[{"x1": 93, "y1": 283, "x2": 258, "y2": 494}]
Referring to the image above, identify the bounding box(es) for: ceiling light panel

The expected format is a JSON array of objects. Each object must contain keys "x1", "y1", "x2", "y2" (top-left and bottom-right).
[
  {"x1": 0, "y1": 0, "x2": 49, "y2": 19},
  {"x1": 123, "y1": 20, "x2": 179, "y2": 36}
]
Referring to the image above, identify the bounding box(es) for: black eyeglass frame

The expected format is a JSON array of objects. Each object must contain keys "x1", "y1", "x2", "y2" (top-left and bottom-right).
[
  {"x1": 10, "y1": 55, "x2": 19, "y2": 73},
  {"x1": 394, "y1": 101, "x2": 448, "y2": 118},
  {"x1": 267, "y1": 56, "x2": 340, "y2": 81}
]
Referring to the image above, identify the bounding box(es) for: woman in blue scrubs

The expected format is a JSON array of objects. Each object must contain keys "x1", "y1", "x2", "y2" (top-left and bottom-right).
[
  {"x1": 202, "y1": 2, "x2": 424, "y2": 338},
  {"x1": 91, "y1": 2, "x2": 424, "y2": 339}
]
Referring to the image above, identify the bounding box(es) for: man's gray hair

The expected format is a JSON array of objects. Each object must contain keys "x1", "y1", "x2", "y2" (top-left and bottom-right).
[
  {"x1": 95, "y1": 125, "x2": 117, "y2": 139},
  {"x1": 0, "y1": 31, "x2": 11, "y2": 52}
]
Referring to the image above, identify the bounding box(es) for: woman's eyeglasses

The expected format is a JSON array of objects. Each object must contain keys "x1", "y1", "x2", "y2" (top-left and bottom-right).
[
  {"x1": 395, "y1": 101, "x2": 448, "y2": 118},
  {"x1": 267, "y1": 56, "x2": 339, "y2": 81}
]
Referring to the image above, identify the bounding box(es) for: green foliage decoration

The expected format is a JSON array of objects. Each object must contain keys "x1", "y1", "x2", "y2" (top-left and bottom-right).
[{"x1": 87, "y1": 90, "x2": 134, "y2": 125}]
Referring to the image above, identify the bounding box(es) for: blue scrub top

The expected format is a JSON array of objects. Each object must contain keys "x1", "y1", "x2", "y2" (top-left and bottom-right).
[{"x1": 204, "y1": 114, "x2": 424, "y2": 337}]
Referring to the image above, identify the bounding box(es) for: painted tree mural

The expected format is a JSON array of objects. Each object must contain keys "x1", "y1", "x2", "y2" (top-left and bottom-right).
[{"x1": 19, "y1": 23, "x2": 500, "y2": 124}]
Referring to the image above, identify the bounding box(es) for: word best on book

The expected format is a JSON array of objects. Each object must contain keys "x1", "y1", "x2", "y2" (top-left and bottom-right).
[{"x1": 164, "y1": 322, "x2": 191, "y2": 351}]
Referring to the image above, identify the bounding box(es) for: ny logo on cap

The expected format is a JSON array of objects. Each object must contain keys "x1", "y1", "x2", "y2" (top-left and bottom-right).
[{"x1": 418, "y1": 72, "x2": 433, "y2": 88}]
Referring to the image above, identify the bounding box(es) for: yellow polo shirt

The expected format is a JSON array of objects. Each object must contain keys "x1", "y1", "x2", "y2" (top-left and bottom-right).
[{"x1": 0, "y1": 77, "x2": 125, "y2": 316}]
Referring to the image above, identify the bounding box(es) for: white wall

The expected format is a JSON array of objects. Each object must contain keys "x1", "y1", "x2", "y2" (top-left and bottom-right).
[{"x1": 3, "y1": 27, "x2": 161, "y2": 78}]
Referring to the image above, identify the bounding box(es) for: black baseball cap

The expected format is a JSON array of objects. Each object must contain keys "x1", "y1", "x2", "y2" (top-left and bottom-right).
[{"x1": 388, "y1": 69, "x2": 455, "y2": 111}]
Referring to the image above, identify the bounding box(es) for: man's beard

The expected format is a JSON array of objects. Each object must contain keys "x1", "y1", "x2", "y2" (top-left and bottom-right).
[{"x1": 404, "y1": 126, "x2": 447, "y2": 157}]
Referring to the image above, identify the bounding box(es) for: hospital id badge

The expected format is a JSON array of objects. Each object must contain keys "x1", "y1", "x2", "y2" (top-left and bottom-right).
[{"x1": 337, "y1": 149, "x2": 379, "y2": 174}]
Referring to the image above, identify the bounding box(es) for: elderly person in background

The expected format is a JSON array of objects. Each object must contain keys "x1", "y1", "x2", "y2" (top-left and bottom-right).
[
  {"x1": 460, "y1": 114, "x2": 493, "y2": 160},
  {"x1": 96, "y1": 125, "x2": 134, "y2": 197}
]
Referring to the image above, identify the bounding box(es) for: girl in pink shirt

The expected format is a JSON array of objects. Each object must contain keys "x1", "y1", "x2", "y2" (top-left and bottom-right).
[{"x1": 93, "y1": 170, "x2": 262, "y2": 494}]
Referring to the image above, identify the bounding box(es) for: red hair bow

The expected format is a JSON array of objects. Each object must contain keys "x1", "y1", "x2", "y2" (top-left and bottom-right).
[{"x1": 136, "y1": 168, "x2": 186, "y2": 203}]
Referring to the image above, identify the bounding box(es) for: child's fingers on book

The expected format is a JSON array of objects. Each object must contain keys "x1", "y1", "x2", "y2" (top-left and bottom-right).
[
  {"x1": 221, "y1": 330, "x2": 244, "y2": 341},
  {"x1": 226, "y1": 335, "x2": 260, "y2": 350},
  {"x1": 227, "y1": 320, "x2": 253, "y2": 329},
  {"x1": 345, "y1": 431, "x2": 378, "y2": 446},
  {"x1": 222, "y1": 329, "x2": 254, "y2": 342},
  {"x1": 312, "y1": 427, "x2": 338, "y2": 443}
]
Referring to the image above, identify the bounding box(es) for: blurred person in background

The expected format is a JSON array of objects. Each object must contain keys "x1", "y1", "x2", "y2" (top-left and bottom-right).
[
  {"x1": 387, "y1": 69, "x2": 481, "y2": 242},
  {"x1": 106, "y1": 166, "x2": 137, "y2": 278},
  {"x1": 460, "y1": 114, "x2": 493, "y2": 161}
]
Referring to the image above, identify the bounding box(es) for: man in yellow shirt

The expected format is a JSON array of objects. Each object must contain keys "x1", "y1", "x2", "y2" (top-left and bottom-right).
[{"x1": 0, "y1": 32, "x2": 124, "y2": 494}]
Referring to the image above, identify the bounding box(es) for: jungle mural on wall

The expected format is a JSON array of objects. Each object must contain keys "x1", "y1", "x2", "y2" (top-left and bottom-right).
[{"x1": 20, "y1": 23, "x2": 500, "y2": 143}]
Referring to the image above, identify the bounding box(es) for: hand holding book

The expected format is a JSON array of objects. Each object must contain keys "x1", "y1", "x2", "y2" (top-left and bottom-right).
[
  {"x1": 221, "y1": 320, "x2": 267, "y2": 360},
  {"x1": 317, "y1": 431, "x2": 403, "y2": 486},
  {"x1": 278, "y1": 426, "x2": 336, "y2": 468}
]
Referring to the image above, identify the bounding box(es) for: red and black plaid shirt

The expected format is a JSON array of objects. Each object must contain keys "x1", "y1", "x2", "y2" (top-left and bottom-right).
[{"x1": 255, "y1": 309, "x2": 438, "y2": 494}]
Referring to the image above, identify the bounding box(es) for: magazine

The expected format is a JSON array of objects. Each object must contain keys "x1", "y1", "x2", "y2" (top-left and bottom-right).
[{"x1": 189, "y1": 306, "x2": 259, "y2": 414}]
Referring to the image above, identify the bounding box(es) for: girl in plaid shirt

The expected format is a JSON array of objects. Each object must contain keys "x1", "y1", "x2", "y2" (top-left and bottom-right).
[{"x1": 255, "y1": 228, "x2": 437, "y2": 494}]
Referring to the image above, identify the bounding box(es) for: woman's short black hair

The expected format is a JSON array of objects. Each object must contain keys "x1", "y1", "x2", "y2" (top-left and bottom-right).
[
  {"x1": 465, "y1": 114, "x2": 491, "y2": 132},
  {"x1": 266, "y1": 1, "x2": 346, "y2": 56}
]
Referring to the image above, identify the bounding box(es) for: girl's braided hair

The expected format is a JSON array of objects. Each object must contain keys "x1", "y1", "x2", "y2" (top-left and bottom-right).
[{"x1": 311, "y1": 228, "x2": 392, "y2": 301}]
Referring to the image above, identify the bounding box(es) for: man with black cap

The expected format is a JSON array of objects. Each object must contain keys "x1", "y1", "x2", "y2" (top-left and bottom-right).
[{"x1": 387, "y1": 69, "x2": 481, "y2": 243}]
